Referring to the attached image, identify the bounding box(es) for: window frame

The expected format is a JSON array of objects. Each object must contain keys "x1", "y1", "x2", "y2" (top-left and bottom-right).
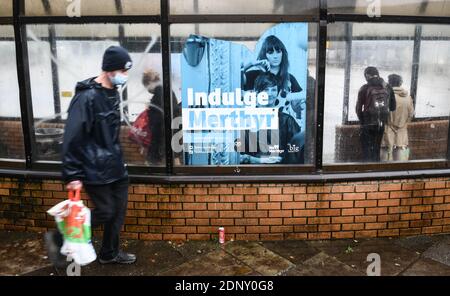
[{"x1": 0, "y1": 0, "x2": 448, "y2": 181}]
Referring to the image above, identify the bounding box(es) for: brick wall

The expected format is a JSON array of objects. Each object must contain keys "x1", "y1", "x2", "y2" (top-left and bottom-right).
[
  {"x1": 335, "y1": 120, "x2": 449, "y2": 162},
  {"x1": 1, "y1": 177, "x2": 449, "y2": 241}
]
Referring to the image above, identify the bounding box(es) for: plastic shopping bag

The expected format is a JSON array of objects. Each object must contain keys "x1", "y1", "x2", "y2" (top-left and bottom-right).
[{"x1": 47, "y1": 189, "x2": 96, "y2": 266}]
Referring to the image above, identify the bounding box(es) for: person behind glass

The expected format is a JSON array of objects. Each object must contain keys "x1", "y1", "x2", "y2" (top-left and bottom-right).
[
  {"x1": 142, "y1": 69, "x2": 182, "y2": 165},
  {"x1": 242, "y1": 35, "x2": 302, "y2": 96},
  {"x1": 141, "y1": 69, "x2": 165, "y2": 165},
  {"x1": 239, "y1": 72, "x2": 302, "y2": 164},
  {"x1": 380, "y1": 74, "x2": 415, "y2": 161},
  {"x1": 356, "y1": 66, "x2": 396, "y2": 162},
  {"x1": 45, "y1": 46, "x2": 136, "y2": 266}
]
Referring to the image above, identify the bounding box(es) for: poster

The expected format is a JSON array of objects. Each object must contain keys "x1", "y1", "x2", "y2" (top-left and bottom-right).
[{"x1": 180, "y1": 23, "x2": 308, "y2": 165}]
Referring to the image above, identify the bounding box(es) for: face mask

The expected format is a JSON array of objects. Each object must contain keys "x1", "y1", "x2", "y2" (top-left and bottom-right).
[{"x1": 110, "y1": 72, "x2": 128, "y2": 86}]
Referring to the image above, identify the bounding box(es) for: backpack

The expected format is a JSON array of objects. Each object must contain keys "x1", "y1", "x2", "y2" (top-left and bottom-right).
[
  {"x1": 363, "y1": 82, "x2": 390, "y2": 127},
  {"x1": 128, "y1": 109, "x2": 152, "y2": 148}
]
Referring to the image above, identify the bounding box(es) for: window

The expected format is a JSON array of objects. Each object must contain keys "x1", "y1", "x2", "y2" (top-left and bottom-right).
[
  {"x1": 170, "y1": 23, "x2": 317, "y2": 167},
  {"x1": 0, "y1": 1, "x2": 449, "y2": 177},
  {"x1": 24, "y1": 0, "x2": 160, "y2": 16},
  {"x1": 328, "y1": 0, "x2": 450, "y2": 17},
  {"x1": 0, "y1": 25, "x2": 25, "y2": 159},
  {"x1": 26, "y1": 24, "x2": 164, "y2": 166},
  {"x1": 324, "y1": 22, "x2": 449, "y2": 164},
  {"x1": 170, "y1": 0, "x2": 318, "y2": 15}
]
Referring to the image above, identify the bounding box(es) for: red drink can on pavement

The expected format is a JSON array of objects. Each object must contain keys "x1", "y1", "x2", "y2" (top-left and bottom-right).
[{"x1": 218, "y1": 227, "x2": 225, "y2": 244}]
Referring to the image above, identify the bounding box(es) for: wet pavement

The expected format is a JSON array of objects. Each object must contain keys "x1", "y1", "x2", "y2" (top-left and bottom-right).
[{"x1": 0, "y1": 230, "x2": 449, "y2": 276}]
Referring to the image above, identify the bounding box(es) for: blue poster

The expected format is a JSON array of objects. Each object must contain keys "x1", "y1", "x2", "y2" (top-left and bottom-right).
[{"x1": 181, "y1": 23, "x2": 308, "y2": 165}]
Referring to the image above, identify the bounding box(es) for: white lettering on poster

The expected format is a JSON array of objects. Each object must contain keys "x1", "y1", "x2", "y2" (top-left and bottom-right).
[{"x1": 182, "y1": 108, "x2": 278, "y2": 131}]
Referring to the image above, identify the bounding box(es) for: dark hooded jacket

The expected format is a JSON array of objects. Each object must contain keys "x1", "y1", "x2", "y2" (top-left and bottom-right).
[
  {"x1": 356, "y1": 76, "x2": 396, "y2": 124},
  {"x1": 62, "y1": 77, "x2": 128, "y2": 184}
]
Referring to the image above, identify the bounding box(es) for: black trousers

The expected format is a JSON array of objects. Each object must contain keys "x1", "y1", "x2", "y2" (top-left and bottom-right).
[
  {"x1": 360, "y1": 124, "x2": 385, "y2": 162},
  {"x1": 84, "y1": 178, "x2": 129, "y2": 260}
]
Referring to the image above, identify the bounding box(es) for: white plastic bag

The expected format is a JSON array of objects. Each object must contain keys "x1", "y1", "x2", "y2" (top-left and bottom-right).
[{"x1": 47, "y1": 190, "x2": 96, "y2": 266}]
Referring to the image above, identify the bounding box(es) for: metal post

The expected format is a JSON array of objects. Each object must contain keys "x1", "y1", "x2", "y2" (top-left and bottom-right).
[
  {"x1": 342, "y1": 22, "x2": 353, "y2": 125},
  {"x1": 410, "y1": 24, "x2": 422, "y2": 110},
  {"x1": 314, "y1": 0, "x2": 327, "y2": 170},
  {"x1": 13, "y1": 0, "x2": 37, "y2": 168},
  {"x1": 41, "y1": 0, "x2": 51, "y2": 13},
  {"x1": 161, "y1": 0, "x2": 173, "y2": 174},
  {"x1": 48, "y1": 25, "x2": 61, "y2": 120},
  {"x1": 114, "y1": 0, "x2": 123, "y2": 14},
  {"x1": 114, "y1": 0, "x2": 129, "y2": 117},
  {"x1": 194, "y1": 0, "x2": 199, "y2": 34},
  {"x1": 42, "y1": 1, "x2": 61, "y2": 121},
  {"x1": 118, "y1": 24, "x2": 129, "y2": 116}
]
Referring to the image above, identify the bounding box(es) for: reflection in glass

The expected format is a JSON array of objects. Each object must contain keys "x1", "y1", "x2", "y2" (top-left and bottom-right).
[
  {"x1": 25, "y1": 0, "x2": 160, "y2": 16},
  {"x1": 324, "y1": 22, "x2": 449, "y2": 164},
  {"x1": 0, "y1": 0, "x2": 13, "y2": 16},
  {"x1": 26, "y1": 24, "x2": 164, "y2": 165},
  {"x1": 170, "y1": 0, "x2": 318, "y2": 15},
  {"x1": 328, "y1": 0, "x2": 450, "y2": 17},
  {"x1": 0, "y1": 26, "x2": 25, "y2": 159}
]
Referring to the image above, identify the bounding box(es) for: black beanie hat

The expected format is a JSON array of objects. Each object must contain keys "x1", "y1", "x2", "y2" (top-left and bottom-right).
[
  {"x1": 102, "y1": 46, "x2": 133, "y2": 72},
  {"x1": 364, "y1": 66, "x2": 379, "y2": 77}
]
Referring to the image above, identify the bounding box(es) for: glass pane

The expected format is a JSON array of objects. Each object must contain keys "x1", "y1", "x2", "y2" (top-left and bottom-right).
[
  {"x1": 170, "y1": 0, "x2": 318, "y2": 15},
  {"x1": 0, "y1": 26, "x2": 25, "y2": 159},
  {"x1": 328, "y1": 0, "x2": 450, "y2": 17},
  {"x1": 0, "y1": 0, "x2": 13, "y2": 16},
  {"x1": 324, "y1": 22, "x2": 449, "y2": 164},
  {"x1": 122, "y1": 0, "x2": 160, "y2": 15},
  {"x1": 25, "y1": 0, "x2": 160, "y2": 16},
  {"x1": 27, "y1": 24, "x2": 164, "y2": 166},
  {"x1": 352, "y1": 23, "x2": 416, "y2": 38},
  {"x1": 171, "y1": 23, "x2": 317, "y2": 167},
  {"x1": 422, "y1": 24, "x2": 450, "y2": 38}
]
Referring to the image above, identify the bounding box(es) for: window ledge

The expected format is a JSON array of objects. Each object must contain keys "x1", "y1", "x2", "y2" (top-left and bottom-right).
[{"x1": 1, "y1": 167, "x2": 450, "y2": 184}]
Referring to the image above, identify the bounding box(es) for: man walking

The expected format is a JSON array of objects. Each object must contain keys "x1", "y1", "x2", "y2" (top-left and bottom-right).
[{"x1": 46, "y1": 46, "x2": 136, "y2": 265}]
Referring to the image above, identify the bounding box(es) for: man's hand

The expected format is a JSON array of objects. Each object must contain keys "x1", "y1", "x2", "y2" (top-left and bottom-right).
[{"x1": 66, "y1": 180, "x2": 83, "y2": 191}]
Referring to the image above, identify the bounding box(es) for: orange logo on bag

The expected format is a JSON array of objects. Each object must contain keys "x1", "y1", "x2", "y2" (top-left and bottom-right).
[{"x1": 65, "y1": 189, "x2": 85, "y2": 239}]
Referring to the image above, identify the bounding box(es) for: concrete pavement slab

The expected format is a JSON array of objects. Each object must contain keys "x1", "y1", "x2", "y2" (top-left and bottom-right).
[
  {"x1": 25, "y1": 240, "x2": 189, "y2": 276},
  {"x1": 224, "y1": 242, "x2": 295, "y2": 276},
  {"x1": 394, "y1": 235, "x2": 437, "y2": 254},
  {"x1": 324, "y1": 238, "x2": 420, "y2": 276},
  {"x1": 400, "y1": 258, "x2": 450, "y2": 276},
  {"x1": 259, "y1": 240, "x2": 320, "y2": 265},
  {"x1": 168, "y1": 240, "x2": 221, "y2": 260},
  {"x1": 158, "y1": 249, "x2": 255, "y2": 276},
  {"x1": 0, "y1": 231, "x2": 50, "y2": 276},
  {"x1": 422, "y1": 238, "x2": 450, "y2": 267},
  {"x1": 283, "y1": 252, "x2": 364, "y2": 276}
]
